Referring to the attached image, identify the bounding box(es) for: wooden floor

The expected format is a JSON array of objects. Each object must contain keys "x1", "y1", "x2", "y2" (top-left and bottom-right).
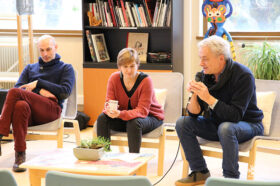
[{"x1": 1, "y1": 127, "x2": 280, "y2": 186}]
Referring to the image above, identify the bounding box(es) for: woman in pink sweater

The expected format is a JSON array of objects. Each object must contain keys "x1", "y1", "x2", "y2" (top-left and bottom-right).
[{"x1": 96, "y1": 48, "x2": 164, "y2": 153}]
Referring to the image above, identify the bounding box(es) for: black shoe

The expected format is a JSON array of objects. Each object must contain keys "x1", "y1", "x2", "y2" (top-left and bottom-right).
[{"x1": 13, "y1": 151, "x2": 27, "y2": 172}]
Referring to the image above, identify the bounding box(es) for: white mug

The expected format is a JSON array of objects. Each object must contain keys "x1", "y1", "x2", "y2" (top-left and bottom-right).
[{"x1": 105, "y1": 100, "x2": 118, "y2": 112}]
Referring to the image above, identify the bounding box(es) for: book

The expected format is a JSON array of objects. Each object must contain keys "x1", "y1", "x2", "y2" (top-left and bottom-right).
[
  {"x1": 108, "y1": 0, "x2": 117, "y2": 27},
  {"x1": 141, "y1": 0, "x2": 152, "y2": 26},
  {"x1": 91, "y1": 33, "x2": 110, "y2": 62},
  {"x1": 127, "y1": 32, "x2": 149, "y2": 63},
  {"x1": 85, "y1": 30, "x2": 97, "y2": 62},
  {"x1": 120, "y1": 0, "x2": 129, "y2": 27},
  {"x1": 125, "y1": 2, "x2": 135, "y2": 27}
]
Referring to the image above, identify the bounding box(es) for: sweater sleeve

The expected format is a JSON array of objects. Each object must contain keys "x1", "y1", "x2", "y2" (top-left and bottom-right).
[
  {"x1": 15, "y1": 65, "x2": 30, "y2": 88},
  {"x1": 119, "y1": 77, "x2": 153, "y2": 121},
  {"x1": 213, "y1": 73, "x2": 255, "y2": 122},
  {"x1": 36, "y1": 64, "x2": 75, "y2": 100}
]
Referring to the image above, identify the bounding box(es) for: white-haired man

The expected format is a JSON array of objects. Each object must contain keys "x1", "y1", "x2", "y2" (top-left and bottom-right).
[{"x1": 175, "y1": 36, "x2": 264, "y2": 186}]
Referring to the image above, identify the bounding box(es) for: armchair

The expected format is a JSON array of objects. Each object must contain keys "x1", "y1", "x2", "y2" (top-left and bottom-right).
[
  {"x1": 93, "y1": 72, "x2": 184, "y2": 176},
  {"x1": 45, "y1": 170, "x2": 152, "y2": 186},
  {"x1": 182, "y1": 79, "x2": 280, "y2": 179}
]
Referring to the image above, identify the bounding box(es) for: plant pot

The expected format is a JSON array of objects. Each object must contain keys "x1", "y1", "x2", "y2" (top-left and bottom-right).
[{"x1": 73, "y1": 147, "x2": 105, "y2": 161}]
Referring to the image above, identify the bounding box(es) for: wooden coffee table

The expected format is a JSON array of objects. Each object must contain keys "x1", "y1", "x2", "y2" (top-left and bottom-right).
[{"x1": 20, "y1": 148, "x2": 154, "y2": 186}]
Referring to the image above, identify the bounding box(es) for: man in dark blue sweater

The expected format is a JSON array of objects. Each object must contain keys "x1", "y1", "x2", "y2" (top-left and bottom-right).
[
  {"x1": 0, "y1": 35, "x2": 75, "y2": 172},
  {"x1": 175, "y1": 36, "x2": 264, "y2": 186}
]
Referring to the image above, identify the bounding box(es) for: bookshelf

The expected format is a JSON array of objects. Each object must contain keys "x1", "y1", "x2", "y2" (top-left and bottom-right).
[{"x1": 82, "y1": 0, "x2": 183, "y2": 124}]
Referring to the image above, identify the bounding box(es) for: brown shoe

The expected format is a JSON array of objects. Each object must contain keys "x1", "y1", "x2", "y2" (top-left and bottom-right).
[
  {"x1": 175, "y1": 171, "x2": 210, "y2": 186},
  {"x1": 13, "y1": 151, "x2": 27, "y2": 172}
]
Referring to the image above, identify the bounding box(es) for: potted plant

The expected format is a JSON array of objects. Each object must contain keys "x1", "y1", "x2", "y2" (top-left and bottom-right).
[
  {"x1": 73, "y1": 136, "x2": 110, "y2": 161},
  {"x1": 242, "y1": 42, "x2": 280, "y2": 80}
]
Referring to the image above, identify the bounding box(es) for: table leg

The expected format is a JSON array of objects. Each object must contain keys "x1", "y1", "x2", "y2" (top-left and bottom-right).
[
  {"x1": 135, "y1": 162, "x2": 147, "y2": 176},
  {"x1": 29, "y1": 169, "x2": 47, "y2": 186}
]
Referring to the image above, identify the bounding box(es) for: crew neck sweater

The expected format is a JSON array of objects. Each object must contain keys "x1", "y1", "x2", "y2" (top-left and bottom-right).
[
  {"x1": 105, "y1": 71, "x2": 164, "y2": 121},
  {"x1": 15, "y1": 54, "x2": 75, "y2": 108}
]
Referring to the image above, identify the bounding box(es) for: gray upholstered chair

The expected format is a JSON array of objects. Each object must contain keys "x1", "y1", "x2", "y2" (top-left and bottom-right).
[
  {"x1": 3, "y1": 70, "x2": 80, "y2": 148},
  {"x1": 45, "y1": 171, "x2": 152, "y2": 186},
  {"x1": 182, "y1": 79, "x2": 280, "y2": 179},
  {"x1": 93, "y1": 72, "x2": 184, "y2": 176},
  {"x1": 0, "y1": 169, "x2": 18, "y2": 186},
  {"x1": 206, "y1": 177, "x2": 280, "y2": 186}
]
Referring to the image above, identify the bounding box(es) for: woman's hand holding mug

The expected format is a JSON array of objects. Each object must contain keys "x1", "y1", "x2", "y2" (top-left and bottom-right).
[{"x1": 105, "y1": 100, "x2": 120, "y2": 118}]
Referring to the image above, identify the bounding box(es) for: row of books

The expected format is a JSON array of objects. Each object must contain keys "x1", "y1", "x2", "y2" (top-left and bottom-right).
[
  {"x1": 86, "y1": 31, "x2": 150, "y2": 63},
  {"x1": 86, "y1": 30, "x2": 171, "y2": 64},
  {"x1": 88, "y1": 0, "x2": 171, "y2": 27}
]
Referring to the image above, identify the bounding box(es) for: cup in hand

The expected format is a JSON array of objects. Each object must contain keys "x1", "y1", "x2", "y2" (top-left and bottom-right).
[{"x1": 105, "y1": 100, "x2": 118, "y2": 112}]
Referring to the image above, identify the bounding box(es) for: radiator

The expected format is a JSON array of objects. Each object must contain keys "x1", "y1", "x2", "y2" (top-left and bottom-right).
[
  {"x1": 0, "y1": 81, "x2": 16, "y2": 89},
  {"x1": 0, "y1": 37, "x2": 38, "y2": 89}
]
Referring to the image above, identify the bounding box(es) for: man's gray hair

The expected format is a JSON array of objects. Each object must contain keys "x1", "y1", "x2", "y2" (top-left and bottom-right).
[
  {"x1": 37, "y1": 34, "x2": 56, "y2": 46},
  {"x1": 198, "y1": 35, "x2": 231, "y2": 60}
]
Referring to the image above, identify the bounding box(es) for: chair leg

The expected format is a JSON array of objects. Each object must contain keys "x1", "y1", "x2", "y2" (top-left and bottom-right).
[
  {"x1": 180, "y1": 144, "x2": 189, "y2": 178},
  {"x1": 117, "y1": 136, "x2": 125, "y2": 153},
  {"x1": 157, "y1": 129, "x2": 165, "y2": 176},
  {"x1": 57, "y1": 122, "x2": 64, "y2": 148},
  {"x1": 247, "y1": 141, "x2": 258, "y2": 180},
  {"x1": 72, "y1": 120, "x2": 81, "y2": 146},
  {"x1": 63, "y1": 119, "x2": 81, "y2": 146},
  {"x1": 92, "y1": 125, "x2": 97, "y2": 138}
]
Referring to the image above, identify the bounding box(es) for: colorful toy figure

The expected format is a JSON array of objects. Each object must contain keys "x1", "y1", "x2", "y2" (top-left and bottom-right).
[{"x1": 202, "y1": 0, "x2": 236, "y2": 60}]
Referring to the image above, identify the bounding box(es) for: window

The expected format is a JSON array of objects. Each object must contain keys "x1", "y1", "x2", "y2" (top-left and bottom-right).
[
  {"x1": 0, "y1": 0, "x2": 82, "y2": 30},
  {"x1": 225, "y1": 0, "x2": 280, "y2": 32},
  {"x1": 201, "y1": 0, "x2": 280, "y2": 34}
]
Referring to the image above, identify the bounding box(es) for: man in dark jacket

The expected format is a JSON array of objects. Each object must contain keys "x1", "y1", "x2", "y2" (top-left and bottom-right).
[
  {"x1": 175, "y1": 35, "x2": 264, "y2": 186},
  {"x1": 0, "y1": 35, "x2": 75, "y2": 172}
]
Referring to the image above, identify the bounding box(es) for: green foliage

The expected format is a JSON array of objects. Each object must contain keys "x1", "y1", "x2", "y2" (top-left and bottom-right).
[
  {"x1": 243, "y1": 42, "x2": 280, "y2": 80},
  {"x1": 79, "y1": 136, "x2": 111, "y2": 152}
]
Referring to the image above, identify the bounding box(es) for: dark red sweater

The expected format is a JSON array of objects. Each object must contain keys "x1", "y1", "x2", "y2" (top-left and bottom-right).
[{"x1": 104, "y1": 71, "x2": 164, "y2": 121}]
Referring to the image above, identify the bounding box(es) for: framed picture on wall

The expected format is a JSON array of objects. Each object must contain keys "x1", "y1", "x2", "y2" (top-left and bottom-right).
[{"x1": 91, "y1": 33, "x2": 110, "y2": 62}]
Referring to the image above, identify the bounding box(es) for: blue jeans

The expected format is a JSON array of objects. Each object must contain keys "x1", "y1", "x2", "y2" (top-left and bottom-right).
[{"x1": 175, "y1": 116, "x2": 263, "y2": 178}]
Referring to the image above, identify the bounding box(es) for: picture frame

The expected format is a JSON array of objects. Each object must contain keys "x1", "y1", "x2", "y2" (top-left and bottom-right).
[
  {"x1": 127, "y1": 32, "x2": 149, "y2": 63},
  {"x1": 91, "y1": 33, "x2": 110, "y2": 62}
]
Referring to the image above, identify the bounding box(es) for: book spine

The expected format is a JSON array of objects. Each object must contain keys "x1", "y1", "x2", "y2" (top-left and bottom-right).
[
  {"x1": 134, "y1": 3, "x2": 143, "y2": 27},
  {"x1": 152, "y1": 0, "x2": 160, "y2": 26},
  {"x1": 131, "y1": 4, "x2": 140, "y2": 27},
  {"x1": 108, "y1": 0, "x2": 117, "y2": 27},
  {"x1": 125, "y1": 2, "x2": 135, "y2": 27},
  {"x1": 120, "y1": 0, "x2": 129, "y2": 27},
  {"x1": 142, "y1": 0, "x2": 152, "y2": 27},
  {"x1": 139, "y1": 6, "x2": 148, "y2": 27},
  {"x1": 85, "y1": 30, "x2": 97, "y2": 62}
]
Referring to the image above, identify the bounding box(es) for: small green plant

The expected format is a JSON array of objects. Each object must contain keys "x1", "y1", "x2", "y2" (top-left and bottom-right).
[
  {"x1": 243, "y1": 42, "x2": 280, "y2": 80},
  {"x1": 79, "y1": 136, "x2": 111, "y2": 152}
]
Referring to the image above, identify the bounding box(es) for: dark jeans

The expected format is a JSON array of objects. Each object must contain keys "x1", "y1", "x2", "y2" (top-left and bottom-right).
[
  {"x1": 0, "y1": 88, "x2": 61, "y2": 152},
  {"x1": 175, "y1": 116, "x2": 263, "y2": 178},
  {"x1": 97, "y1": 112, "x2": 163, "y2": 153}
]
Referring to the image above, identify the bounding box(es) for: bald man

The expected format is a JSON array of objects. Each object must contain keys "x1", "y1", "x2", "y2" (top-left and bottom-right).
[{"x1": 0, "y1": 35, "x2": 75, "y2": 172}]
